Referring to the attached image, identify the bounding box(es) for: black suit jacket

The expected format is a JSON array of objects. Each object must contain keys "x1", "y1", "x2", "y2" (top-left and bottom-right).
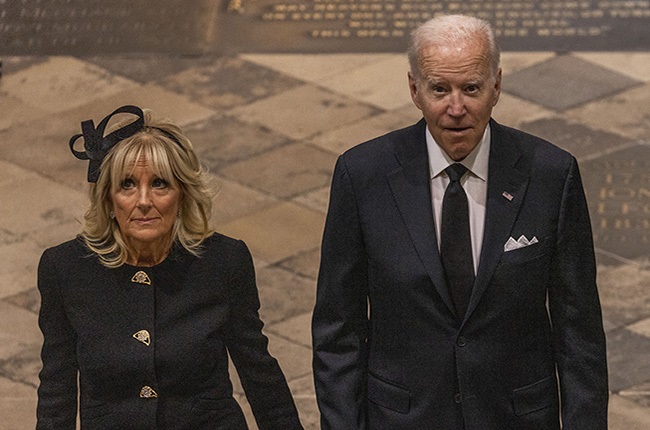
[
  {"x1": 37, "y1": 234, "x2": 303, "y2": 430},
  {"x1": 312, "y1": 119, "x2": 608, "y2": 429}
]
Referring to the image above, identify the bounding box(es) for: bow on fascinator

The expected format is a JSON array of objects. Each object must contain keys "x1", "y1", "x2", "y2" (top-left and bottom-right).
[{"x1": 69, "y1": 105, "x2": 147, "y2": 183}]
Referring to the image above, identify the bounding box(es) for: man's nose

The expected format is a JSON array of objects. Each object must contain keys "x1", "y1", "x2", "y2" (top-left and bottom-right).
[{"x1": 447, "y1": 92, "x2": 466, "y2": 117}]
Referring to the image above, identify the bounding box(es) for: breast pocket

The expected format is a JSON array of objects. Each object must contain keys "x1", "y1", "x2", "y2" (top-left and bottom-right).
[
  {"x1": 492, "y1": 236, "x2": 553, "y2": 296},
  {"x1": 500, "y1": 236, "x2": 550, "y2": 265}
]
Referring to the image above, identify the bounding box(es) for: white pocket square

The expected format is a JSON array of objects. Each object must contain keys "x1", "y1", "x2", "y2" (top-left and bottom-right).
[{"x1": 504, "y1": 235, "x2": 538, "y2": 252}]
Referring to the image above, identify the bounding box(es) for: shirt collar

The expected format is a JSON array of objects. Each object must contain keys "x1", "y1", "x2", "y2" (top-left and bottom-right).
[{"x1": 426, "y1": 123, "x2": 490, "y2": 181}]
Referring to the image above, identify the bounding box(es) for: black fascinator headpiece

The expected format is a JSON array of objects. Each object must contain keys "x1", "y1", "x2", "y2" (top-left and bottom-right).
[{"x1": 69, "y1": 105, "x2": 147, "y2": 183}]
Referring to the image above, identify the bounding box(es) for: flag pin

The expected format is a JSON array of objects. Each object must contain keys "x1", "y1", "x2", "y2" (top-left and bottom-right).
[{"x1": 502, "y1": 191, "x2": 513, "y2": 201}]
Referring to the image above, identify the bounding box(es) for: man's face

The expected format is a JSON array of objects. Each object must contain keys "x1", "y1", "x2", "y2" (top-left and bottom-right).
[{"x1": 409, "y1": 36, "x2": 501, "y2": 161}]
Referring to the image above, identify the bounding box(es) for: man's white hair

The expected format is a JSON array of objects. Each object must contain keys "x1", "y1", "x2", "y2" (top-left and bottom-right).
[{"x1": 408, "y1": 14, "x2": 501, "y2": 80}]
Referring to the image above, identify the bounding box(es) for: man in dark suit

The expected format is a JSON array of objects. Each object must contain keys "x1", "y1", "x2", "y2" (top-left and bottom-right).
[{"x1": 312, "y1": 14, "x2": 608, "y2": 430}]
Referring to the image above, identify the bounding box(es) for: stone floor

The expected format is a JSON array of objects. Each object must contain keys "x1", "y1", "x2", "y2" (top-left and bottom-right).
[{"x1": 0, "y1": 50, "x2": 649, "y2": 429}]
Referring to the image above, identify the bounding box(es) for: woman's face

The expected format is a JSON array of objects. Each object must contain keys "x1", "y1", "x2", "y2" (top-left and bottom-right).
[{"x1": 110, "y1": 156, "x2": 181, "y2": 252}]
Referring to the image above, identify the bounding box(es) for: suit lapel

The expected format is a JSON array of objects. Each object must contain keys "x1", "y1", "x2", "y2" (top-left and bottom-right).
[
  {"x1": 464, "y1": 121, "x2": 529, "y2": 321},
  {"x1": 387, "y1": 120, "x2": 456, "y2": 314}
]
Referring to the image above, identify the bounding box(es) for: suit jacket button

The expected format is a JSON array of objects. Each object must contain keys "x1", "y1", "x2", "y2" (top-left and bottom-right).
[
  {"x1": 457, "y1": 336, "x2": 467, "y2": 347},
  {"x1": 454, "y1": 393, "x2": 462, "y2": 404},
  {"x1": 140, "y1": 386, "x2": 158, "y2": 398}
]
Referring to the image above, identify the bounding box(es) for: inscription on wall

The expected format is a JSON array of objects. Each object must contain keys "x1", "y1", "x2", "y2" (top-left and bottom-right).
[
  {"x1": 0, "y1": 0, "x2": 216, "y2": 55},
  {"x1": 219, "y1": 0, "x2": 649, "y2": 53},
  {"x1": 0, "y1": 0, "x2": 648, "y2": 54},
  {"x1": 583, "y1": 145, "x2": 650, "y2": 261}
]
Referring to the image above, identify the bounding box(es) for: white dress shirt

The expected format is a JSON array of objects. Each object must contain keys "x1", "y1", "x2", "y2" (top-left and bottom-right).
[{"x1": 426, "y1": 124, "x2": 491, "y2": 275}]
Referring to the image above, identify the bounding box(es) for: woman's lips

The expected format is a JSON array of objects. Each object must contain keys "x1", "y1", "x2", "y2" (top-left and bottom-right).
[{"x1": 133, "y1": 217, "x2": 159, "y2": 225}]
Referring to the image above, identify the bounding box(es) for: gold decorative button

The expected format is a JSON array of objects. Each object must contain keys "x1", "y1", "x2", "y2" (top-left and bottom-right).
[
  {"x1": 131, "y1": 271, "x2": 151, "y2": 285},
  {"x1": 140, "y1": 386, "x2": 158, "y2": 398},
  {"x1": 133, "y1": 330, "x2": 151, "y2": 346}
]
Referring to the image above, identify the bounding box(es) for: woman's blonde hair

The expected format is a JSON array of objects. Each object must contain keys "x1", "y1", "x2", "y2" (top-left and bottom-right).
[{"x1": 80, "y1": 109, "x2": 214, "y2": 267}]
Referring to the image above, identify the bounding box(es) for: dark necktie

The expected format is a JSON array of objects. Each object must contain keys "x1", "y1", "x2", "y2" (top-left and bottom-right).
[{"x1": 440, "y1": 163, "x2": 475, "y2": 319}]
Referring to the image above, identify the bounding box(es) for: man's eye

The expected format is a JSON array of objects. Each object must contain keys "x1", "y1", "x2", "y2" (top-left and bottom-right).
[
  {"x1": 152, "y1": 178, "x2": 169, "y2": 188},
  {"x1": 466, "y1": 85, "x2": 480, "y2": 93},
  {"x1": 432, "y1": 86, "x2": 446, "y2": 94}
]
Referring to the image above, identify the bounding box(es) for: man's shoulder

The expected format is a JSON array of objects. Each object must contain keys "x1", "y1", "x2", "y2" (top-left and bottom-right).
[
  {"x1": 340, "y1": 119, "x2": 425, "y2": 165},
  {"x1": 492, "y1": 120, "x2": 572, "y2": 161}
]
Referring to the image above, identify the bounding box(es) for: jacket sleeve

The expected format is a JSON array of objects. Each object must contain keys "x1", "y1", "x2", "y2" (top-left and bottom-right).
[
  {"x1": 225, "y1": 240, "x2": 304, "y2": 430},
  {"x1": 548, "y1": 157, "x2": 609, "y2": 429},
  {"x1": 312, "y1": 156, "x2": 370, "y2": 430},
  {"x1": 36, "y1": 249, "x2": 78, "y2": 430}
]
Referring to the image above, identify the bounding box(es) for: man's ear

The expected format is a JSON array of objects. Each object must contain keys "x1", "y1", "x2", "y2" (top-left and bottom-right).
[
  {"x1": 408, "y1": 71, "x2": 422, "y2": 110},
  {"x1": 492, "y1": 68, "x2": 502, "y2": 106}
]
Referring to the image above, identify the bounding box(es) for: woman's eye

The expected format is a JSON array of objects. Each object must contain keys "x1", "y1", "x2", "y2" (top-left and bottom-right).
[
  {"x1": 121, "y1": 178, "x2": 135, "y2": 189},
  {"x1": 152, "y1": 178, "x2": 169, "y2": 189}
]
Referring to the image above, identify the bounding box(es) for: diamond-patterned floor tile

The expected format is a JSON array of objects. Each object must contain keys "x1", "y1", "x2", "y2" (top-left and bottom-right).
[
  {"x1": 257, "y1": 266, "x2": 316, "y2": 325},
  {"x1": 309, "y1": 111, "x2": 416, "y2": 155},
  {"x1": 2, "y1": 56, "x2": 138, "y2": 113},
  {"x1": 220, "y1": 143, "x2": 337, "y2": 198},
  {"x1": 581, "y1": 144, "x2": 650, "y2": 260},
  {"x1": 4, "y1": 288, "x2": 40, "y2": 315},
  {"x1": 518, "y1": 117, "x2": 631, "y2": 160},
  {"x1": 392, "y1": 102, "x2": 424, "y2": 123},
  {"x1": 0, "y1": 343, "x2": 41, "y2": 388},
  {"x1": 574, "y1": 52, "x2": 650, "y2": 83},
  {"x1": 628, "y1": 318, "x2": 650, "y2": 339},
  {"x1": 0, "y1": 174, "x2": 85, "y2": 237},
  {"x1": 609, "y1": 395, "x2": 650, "y2": 430},
  {"x1": 277, "y1": 248, "x2": 321, "y2": 281},
  {"x1": 288, "y1": 375, "x2": 320, "y2": 430},
  {"x1": 0, "y1": 93, "x2": 49, "y2": 132},
  {"x1": 72, "y1": 82, "x2": 217, "y2": 127},
  {"x1": 161, "y1": 57, "x2": 304, "y2": 110},
  {"x1": 242, "y1": 53, "x2": 397, "y2": 83},
  {"x1": 607, "y1": 328, "x2": 650, "y2": 391},
  {"x1": 566, "y1": 82, "x2": 650, "y2": 142},
  {"x1": 218, "y1": 202, "x2": 325, "y2": 264},
  {"x1": 0, "y1": 239, "x2": 42, "y2": 299},
  {"x1": 230, "y1": 84, "x2": 380, "y2": 140},
  {"x1": 504, "y1": 54, "x2": 641, "y2": 111},
  {"x1": 317, "y1": 56, "x2": 412, "y2": 110},
  {"x1": 292, "y1": 186, "x2": 330, "y2": 214},
  {"x1": 0, "y1": 301, "x2": 41, "y2": 361},
  {"x1": 597, "y1": 262, "x2": 650, "y2": 330},
  {"x1": 619, "y1": 382, "x2": 650, "y2": 408},
  {"x1": 210, "y1": 176, "x2": 279, "y2": 226},
  {"x1": 266, "y1": 333, "x2": 313, "y2": 383},
  {"x1": 0, "y1": 56, "x2": 49, "y2": 74},
  {"x1": 0, "y1": 377, "x2": 37, "y2": 430},
  {"x1": 0, "y1": 108, "x2": 94, "y2": 192},
  {"x1": 491, "y1": 93, "x2": 554, "y2": 129},
  {"x1": 499, "y1": 52, "x2": 556, "y2": 75},
  {"x1": 82, "y1": 54, "x2": 219, "y2": 84},
  {"x1": 268, "y1": 312, "x2": 312, "y2": 348},
  {"x1": 185, "y1": 113, "x2": 292, "y2": 171}
]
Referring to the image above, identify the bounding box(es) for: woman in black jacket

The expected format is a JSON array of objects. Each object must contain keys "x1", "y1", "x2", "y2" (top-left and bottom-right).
[{"x1": 37, "y1": 105, "x2": 303, "y2": 430}]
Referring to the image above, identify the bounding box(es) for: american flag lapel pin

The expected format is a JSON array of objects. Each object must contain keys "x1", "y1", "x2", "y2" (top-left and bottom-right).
[{"x1": 502, "y1": 191, "x2": 513, "y2": 201}]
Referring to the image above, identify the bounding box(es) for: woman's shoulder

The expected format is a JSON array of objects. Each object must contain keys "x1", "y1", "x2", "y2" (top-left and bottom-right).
[
  {"x1": 39, "y1": 237, "x2": 101, "y2": 281},
  {"x1": 42, "y1": 237, "x2": 92, "y2": 261}
]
